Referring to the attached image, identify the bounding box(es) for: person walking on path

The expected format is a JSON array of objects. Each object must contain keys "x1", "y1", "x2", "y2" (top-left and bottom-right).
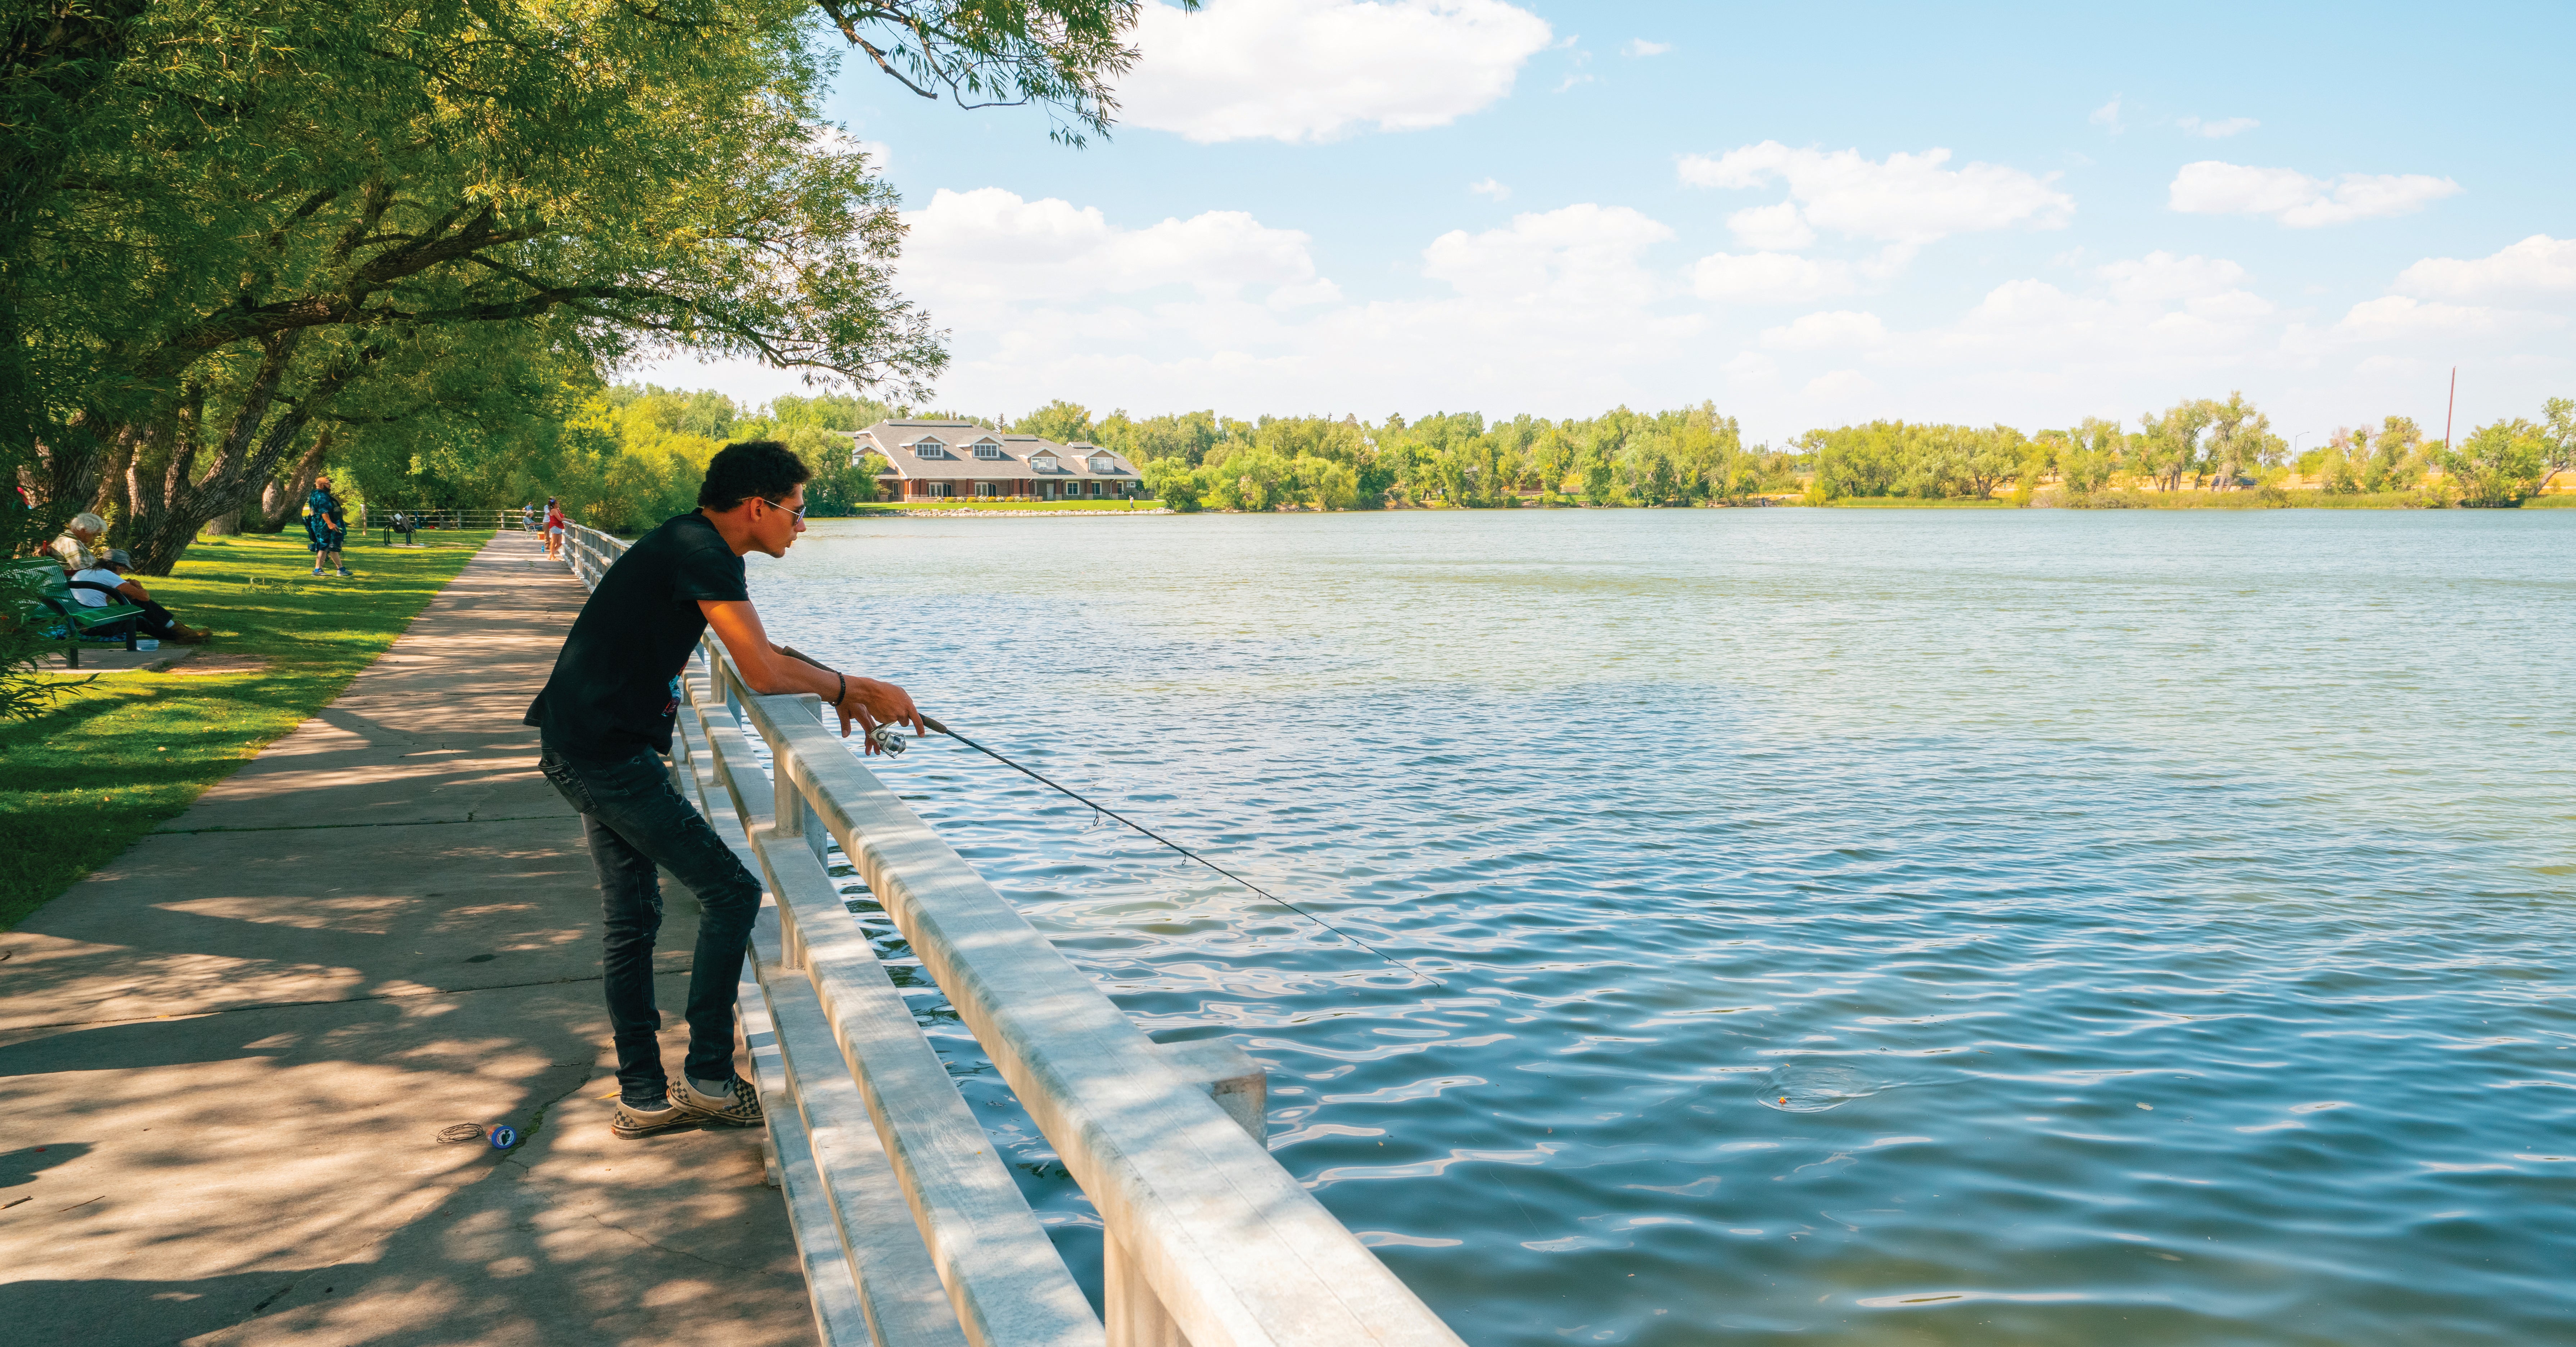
[
  {"x1": 306, "y1": 476, "x2": 351, "y2": 577},
  {"x1": 525, "y1": 440, "x2": 924, "y2": 1139},
  {"x1": 542, "y1": 498, "x2": 566, "y2": 561}
]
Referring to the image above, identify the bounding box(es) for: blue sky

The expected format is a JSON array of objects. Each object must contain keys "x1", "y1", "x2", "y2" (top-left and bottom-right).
[{"x1": 640, "y1": 0, "x2": 2574, "y2": 446}]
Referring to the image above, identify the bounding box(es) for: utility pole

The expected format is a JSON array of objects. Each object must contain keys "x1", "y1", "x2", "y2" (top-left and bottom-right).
[{"x1": 2444, "y1": 366, "x2": 2457, "y2": 452}]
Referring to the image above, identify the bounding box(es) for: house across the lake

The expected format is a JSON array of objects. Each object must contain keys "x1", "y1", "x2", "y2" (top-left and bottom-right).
[{"x1": 848, "y1": 420, "x2": 1147, "y2": 502}]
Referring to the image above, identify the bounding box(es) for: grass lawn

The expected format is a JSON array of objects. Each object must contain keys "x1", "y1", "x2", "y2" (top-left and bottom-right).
[{"x1": 0, "y1": 530, "x2": 494, "y2": 929}]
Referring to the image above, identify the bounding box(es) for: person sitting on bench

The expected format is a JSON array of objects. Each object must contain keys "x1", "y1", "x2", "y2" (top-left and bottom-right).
[
  {"x1": 52, "y1": 511, "x2": 106, "y2": 572},
  {"x1": 71, "y1": 550, "x2": 212, "y2": 644}
]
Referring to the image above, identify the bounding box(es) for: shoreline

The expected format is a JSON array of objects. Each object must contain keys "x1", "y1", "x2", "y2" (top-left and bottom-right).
[
  {"x1": 849, "y1": 506, "x2": 1173, "y2": 518},
  {"x1": 823, "y1": 495, "x2": 2576, "y2": 517}
]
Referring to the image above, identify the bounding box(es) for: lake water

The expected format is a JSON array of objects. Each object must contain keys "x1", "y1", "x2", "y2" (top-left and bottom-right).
[{"x1": 753, "y1": 508, "x2": 2576, "y2": 1346}]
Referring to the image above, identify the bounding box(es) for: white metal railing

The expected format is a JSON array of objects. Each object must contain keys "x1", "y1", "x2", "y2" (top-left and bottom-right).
[
  {"x1": 364, "y1": 507, "x2": 543, "y2": 532},
  {"x1": 556, "y1": 521, "x2": 1463, "y2": 1347}
]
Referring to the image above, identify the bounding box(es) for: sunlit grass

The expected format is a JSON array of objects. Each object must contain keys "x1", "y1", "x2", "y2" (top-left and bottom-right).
[{"x1": 0, "y1": 530, "x2": 492, "y2": 928}]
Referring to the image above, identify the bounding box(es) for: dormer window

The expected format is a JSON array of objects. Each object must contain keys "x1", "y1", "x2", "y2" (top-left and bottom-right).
[
  {"x1": 1088, "y1": 455, "x2": 1115, "y2": 473},
  {"x1": 973, "y1": 442, "x2": 1004, "y2": 460},
  {"x1": 910, "y1": 439, "x2": 945, "y2": 458},
  {"x1": 1030, "y1": 453, "x2": 1059, "y2": 471}
]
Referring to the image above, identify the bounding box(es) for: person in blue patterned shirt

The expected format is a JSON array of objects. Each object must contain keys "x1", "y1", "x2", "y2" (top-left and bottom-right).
[{"x1": 305, "y1": 476, "x2": 351, "y2": 577}]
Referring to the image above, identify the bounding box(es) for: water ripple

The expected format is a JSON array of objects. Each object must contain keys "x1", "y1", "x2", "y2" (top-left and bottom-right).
[{"x1": 760, "y1": 510, "x2": 2576, "y2": 1346}]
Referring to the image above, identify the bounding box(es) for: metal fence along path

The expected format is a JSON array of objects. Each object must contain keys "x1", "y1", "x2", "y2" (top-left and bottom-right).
[{"x1": 559, "y1": 522, "x2": 1465, "y2": 1347}]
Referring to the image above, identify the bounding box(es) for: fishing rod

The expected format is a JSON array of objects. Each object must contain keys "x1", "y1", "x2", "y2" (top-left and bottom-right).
[{"x1": 779, "y1": 646, "x2": 1435, "y2": 985}]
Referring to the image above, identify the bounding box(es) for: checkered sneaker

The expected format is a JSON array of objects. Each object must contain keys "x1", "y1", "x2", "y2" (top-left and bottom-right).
[{"x1": 671, "y1": 1075, "x2": 763, "y2": 1127}]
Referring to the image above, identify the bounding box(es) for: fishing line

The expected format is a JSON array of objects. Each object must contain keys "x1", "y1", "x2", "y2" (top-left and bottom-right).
[
  {"x1": 919, "y1": 714, "x2": 1439, "y2": 986},
  {"x1": 776, "y1": 646, "x2": 1436, "y2": 985}
]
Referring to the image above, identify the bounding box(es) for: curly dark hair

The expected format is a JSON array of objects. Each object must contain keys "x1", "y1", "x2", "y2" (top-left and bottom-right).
[{"x1": 698, "y1": 440, "x2": 812, "y2": 511}]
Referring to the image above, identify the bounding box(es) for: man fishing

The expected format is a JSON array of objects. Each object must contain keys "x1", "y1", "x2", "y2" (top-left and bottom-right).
[{"x1": 526, "y1": 439, "x2": 924, "y2": 1139}]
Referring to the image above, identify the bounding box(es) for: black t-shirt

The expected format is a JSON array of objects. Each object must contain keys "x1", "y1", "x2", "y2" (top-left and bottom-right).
[{"x1": 525, "y1": 512, "x2": 747, "y2": 758}]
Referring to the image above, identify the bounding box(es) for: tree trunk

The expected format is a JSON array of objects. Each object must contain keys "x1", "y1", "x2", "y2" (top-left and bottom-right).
[
  {"x1": 118, "y1": 353, "x2": 272, "y2": 574},
  {"x1": 89, "y1": 418, "x2": 140, "y2": 523},
  {"x1": 126, "y1": 389, "x2": 318, "y2": 574},
  {"x1": 122, "y1": 331, "x2": 391, "y2": 574},
  {"x1": 256, "y1": 431, "x2": 334, "y2": 533}
]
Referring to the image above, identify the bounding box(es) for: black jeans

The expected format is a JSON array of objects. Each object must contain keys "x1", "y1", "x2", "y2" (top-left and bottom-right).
[
  {"x1": 131, "y1": 598, "x2": 186, "y2": 640},
  {"x1": 538, "y1": 738, "x2": 761, "y2": 1103}
]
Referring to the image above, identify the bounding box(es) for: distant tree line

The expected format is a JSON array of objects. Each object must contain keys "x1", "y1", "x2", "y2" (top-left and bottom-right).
[
  {"x1": 1804, "y1": 393, "x2": 2575, "y2": 508},
  {"x1": 1001, "y1": 392, "x2": 2576, "y2": 512},
  {"x1": 311, "y1": 380, "x2": 2576, "y2": 530},
  {"x1": 1002, "y1": 401, "x2": 1807, "y2": 511}
]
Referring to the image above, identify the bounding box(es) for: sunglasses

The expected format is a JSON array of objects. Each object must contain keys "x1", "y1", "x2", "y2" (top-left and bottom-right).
[{"x1": 759, "y1": 497, "x2": 808, "y2": 524}]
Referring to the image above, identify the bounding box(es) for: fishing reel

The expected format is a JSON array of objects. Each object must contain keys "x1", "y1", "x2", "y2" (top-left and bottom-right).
[{"x1": 868, "y1": 723, "x2": 909, "y2": 756}]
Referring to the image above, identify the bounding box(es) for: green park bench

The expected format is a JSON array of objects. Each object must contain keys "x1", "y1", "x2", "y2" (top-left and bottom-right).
[{"x1": 7, "y1": 556, "x2": 147, "y2": 668}]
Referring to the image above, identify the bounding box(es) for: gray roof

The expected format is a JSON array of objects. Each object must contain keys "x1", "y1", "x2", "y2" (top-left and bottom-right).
[{"x1": 847, "y1": 420, "x2": 1140, "y2": 482}]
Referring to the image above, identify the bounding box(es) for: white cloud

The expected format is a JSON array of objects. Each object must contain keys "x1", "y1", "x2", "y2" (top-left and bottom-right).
[
  {"x1": 1906, "y1": 250, "x2": 2279, "y2": 374},
  {"x1": 1687, "y1": 251, "x2": 1857, "y2": 304},
  {"x1": 1422, "y1": 203, "x2": 1673, "y2": 307},
  {"x1": 901, "y1": 187, "x2": 1325, "y2": 303},
  {"x1": 895, "y1": 198, "x2": 1703, "y2": 422},
  {"x1": 2168, "y1": 161, "x2": 2463, "y2": 227},
  {"x1": 2177, "y1": 115, "x2": 2258, "y2": 138},
  {"x1": 1804, "y1": 369, "x2": 1876, "y2": 399},
  {"x1": 2096, "y1": 250, "x2": 2250, "y2": 304},
  {"x1": 2089, "y1": 96, "x2": 2124, "y2": 134},
  {"x1": 1469, "y1": 177, "x2": 1511, "y2": 201},
  {"x1": 1726, "y1": 202, "x2": 1814, "y2": 250},
  {"x1": 1720, "y1": 352, "x2": 1778, "y2": 383},
  {"x1": 2393, "y1": 235, "x2": 2576, "y2": 300},
  {"x1": 1269, "y1": 277, "x2": 1346, "y2": 308},
  {"x1": 1120, "y1": 0, "x2": 1554, "y2": 143},
  {"x1": 648, "y1": 144, "x2": 2563, "y2": 452},
  {"x1": 2333, "y1": 295, "x2": 2548, "y2": 342},
  {"x1": 1677, "y1": 141, "x2": 2074, "y2": 243},
  {"x1": 1761, "y1": 310, "x2": 1887, "y2": 350},
  {"x1": 1623, "y1": 38, "x2": 1671, "y2": 57}
]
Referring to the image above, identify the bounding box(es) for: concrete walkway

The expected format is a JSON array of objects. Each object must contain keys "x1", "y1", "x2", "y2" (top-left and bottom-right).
[{"x1": 0, "y1": 532, "x2": 816, "y2": 1347}]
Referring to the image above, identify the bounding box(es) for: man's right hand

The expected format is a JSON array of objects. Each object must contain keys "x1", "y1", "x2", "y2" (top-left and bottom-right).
[{"x1": 835, "y1": 677, "x2": 925, "y2": 752}]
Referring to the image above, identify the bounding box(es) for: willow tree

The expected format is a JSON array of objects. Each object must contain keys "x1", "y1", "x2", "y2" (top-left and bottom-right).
[
  {"x1": 13, "y1": 0, "x2": 927, "y2": 568},
  {"x1": 812, "y1": 0, "x2": 1153, "y2": 146},
  {"x1": 9, "y1": 0, "x2": 1171, "y2": 568},
  {"x1": 0, "y1": 0, "x2": 154, "y2": 553}
]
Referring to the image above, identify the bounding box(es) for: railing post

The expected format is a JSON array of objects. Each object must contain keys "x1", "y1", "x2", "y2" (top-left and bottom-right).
[
  {"x1": 761, "y1": 693, "x2": 831, "y2": 872},
  {"x1": 1104, "y1": 1040, "x2": 1269, "y2": 1347},
  {"x1": 773, "y1": 734, "x2": 804, "y2": 845}
]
